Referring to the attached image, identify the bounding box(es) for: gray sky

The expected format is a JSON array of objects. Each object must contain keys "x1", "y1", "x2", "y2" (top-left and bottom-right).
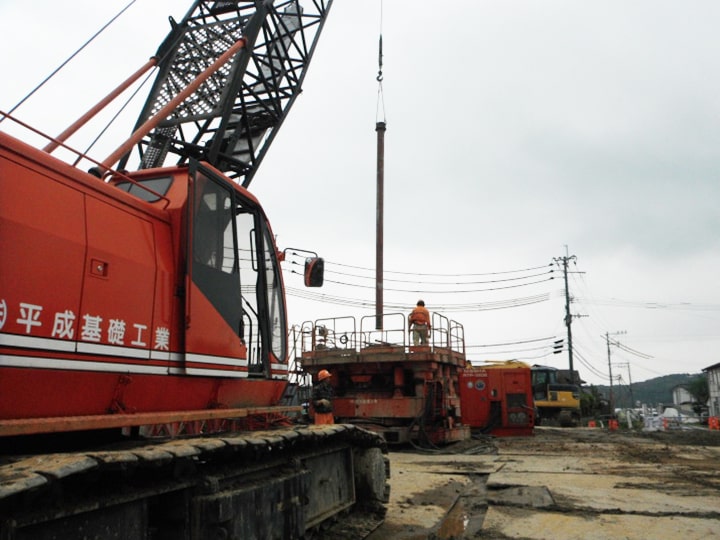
[{"x1": 2, "y1": 1, "x2": 719, "y2": 387}]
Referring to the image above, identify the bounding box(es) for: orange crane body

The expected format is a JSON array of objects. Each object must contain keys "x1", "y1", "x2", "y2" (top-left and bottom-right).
[{"x1": 0, "y1": 131, "x2": 289, "y2": 428}]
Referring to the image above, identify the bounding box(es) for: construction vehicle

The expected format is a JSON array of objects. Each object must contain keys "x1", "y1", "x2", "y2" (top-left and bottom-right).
[
  {"x1": 0, "y1": 2, "x2": 390, "y2": 537},
  {"x1": 295, "y1": 316, "x2": 539, "y2": 444},
  {"x1": 531, "y1": 364, "x2": 581, "y2": 427},
  {"x1": 459, "y1": 361, "x2": 534, "y2": 436},
  {"x1": 295, "y1": 312, "x2": 470, "y2": 446}
]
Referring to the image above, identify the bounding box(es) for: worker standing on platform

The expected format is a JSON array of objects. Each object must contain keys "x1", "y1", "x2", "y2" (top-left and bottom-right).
[
  {"x1": 409, "y1": 300, "x2": 431, "y2": 346},
  {"x1": 312, "y1": 369, "x2": 334, "y2": 424}
]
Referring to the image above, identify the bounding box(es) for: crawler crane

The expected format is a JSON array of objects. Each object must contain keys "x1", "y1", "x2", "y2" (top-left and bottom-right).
[{"x1": 0, "y1": 2, "x2": 388, "y2": 538}]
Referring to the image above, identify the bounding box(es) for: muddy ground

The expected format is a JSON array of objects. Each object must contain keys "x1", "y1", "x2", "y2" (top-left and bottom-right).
[{"x1": 358, "y1": 426, "x2": 720, "y2": 539}]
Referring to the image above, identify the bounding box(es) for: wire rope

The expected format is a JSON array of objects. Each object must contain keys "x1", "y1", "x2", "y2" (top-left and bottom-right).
[{"x1": 1, "y1": 1, "x2": 137, "y2": 122}]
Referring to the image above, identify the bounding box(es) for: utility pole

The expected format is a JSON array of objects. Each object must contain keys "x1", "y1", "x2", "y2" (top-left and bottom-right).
[
  {"x1": 553, "y1": 249, "x2": 584, "y2": 379},
  {"x1": 615, "y1": 362, "x2": 635, "y2": 409},
  {"x1": 605, "y1": 332, "x2": 614, "y2": 412},
  {"x1": 605, "y1": 331, "x2": 626, "y2": 412}
]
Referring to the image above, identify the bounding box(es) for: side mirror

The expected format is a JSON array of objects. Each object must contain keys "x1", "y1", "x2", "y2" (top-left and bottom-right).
[{"x1": 304, "y1": 257, "x2": 324, "y2": 287}]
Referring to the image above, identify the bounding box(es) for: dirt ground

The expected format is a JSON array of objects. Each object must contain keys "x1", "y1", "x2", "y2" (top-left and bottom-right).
[{"x1": 364, "y1": 426, "x2": 720, "y2": 539}]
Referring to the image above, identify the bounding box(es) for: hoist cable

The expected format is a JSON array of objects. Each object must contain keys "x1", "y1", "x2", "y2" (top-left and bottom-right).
[
  {"x1": 375, "y1": 0, "x2": 386, "y2": 123},
  {"x1": 1, "y1": 1, "x2": 137, "y2": 123}
]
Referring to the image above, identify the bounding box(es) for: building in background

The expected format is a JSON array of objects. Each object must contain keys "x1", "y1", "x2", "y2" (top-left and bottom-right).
[
  {"x1": 671, "y1": 384, "x2": 695, "y2": 416},
  {"x1": 703, "y1": 362, "x2": 720, "y2": 417}
]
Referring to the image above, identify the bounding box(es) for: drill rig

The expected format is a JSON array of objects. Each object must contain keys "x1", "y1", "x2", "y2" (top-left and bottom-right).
[{"x1": 296, "y1": 312, "x2": 470, "y2": 446}]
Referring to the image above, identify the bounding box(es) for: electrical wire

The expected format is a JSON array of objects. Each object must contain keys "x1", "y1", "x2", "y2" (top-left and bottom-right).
[
  {"x1": 577, "y1": 298, "x2": 720, "y2": 311},
  {"x1": 566, "y1": 262, "x2": 650, "y2": 383},
  {"x1": 464, "y1": 336, "x2": 574, "y2": 363},
  {"x1": 467, "y1": 336, "x2": 557, "y2": 348},
  {"x1": 318, "y1": 258, "x2": 552, "y2": 277},
  {"x1": 613, "y1": 341, "x2": 653, "y2": 359},
  {"x1": 285, "y1": 252, "x2": 608, "y2": 375},
  {"x1": 573, "y1": 346, "x2": 610, "y2": 380},
  {"x1": 302, "y1": 262, "x2": 554, "y2": 286},
  {"x1": 466, "y1": 344, "x2": 551, "y2": 355},
  {"x1": 316, "y1": 274, "x2": 555, "y2": 294},
  {"x1": 285, "y1": 286, "x2": 552, "y2": 312},
  {"x1": 1, "y1": 1, "x2": 137, "y2": 122}
]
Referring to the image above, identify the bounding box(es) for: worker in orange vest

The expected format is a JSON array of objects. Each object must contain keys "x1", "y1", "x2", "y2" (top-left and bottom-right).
[
  {"x1": 408, "y1": 299, "x2": 431, "y2": 345},
  {"x1": 311, "y1": 369, "x2": 334, "y2": 425}
]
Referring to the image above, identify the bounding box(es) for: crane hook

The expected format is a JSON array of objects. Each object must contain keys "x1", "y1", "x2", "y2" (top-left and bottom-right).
[{"x1": 376, "y1": 34, "x2": 383, "y2": 82}]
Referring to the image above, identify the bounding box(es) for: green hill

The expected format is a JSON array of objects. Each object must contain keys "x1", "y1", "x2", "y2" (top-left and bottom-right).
[{"x1": 585, "y1": 373, "x2": 698, "y2": 409}]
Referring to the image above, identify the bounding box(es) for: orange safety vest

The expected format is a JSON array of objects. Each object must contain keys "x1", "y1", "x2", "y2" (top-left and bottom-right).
[
  {"x1": 409, "y1": 306, "x2": 430, "y2": 327},
  {"x1": 314, "y1": 412, "x2": 334, "y2": 425}
]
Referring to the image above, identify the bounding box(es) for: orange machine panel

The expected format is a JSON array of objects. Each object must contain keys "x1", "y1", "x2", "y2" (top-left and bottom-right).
[
  {"x1": 79, "y1": 196, "x2": 157, "y2": 352},
  {"x1": 0, "y1": 158, "x2": 85, "y2": 342},
  {"x1": 460, "y1": 364, "x2": 534, "y2": 436}
]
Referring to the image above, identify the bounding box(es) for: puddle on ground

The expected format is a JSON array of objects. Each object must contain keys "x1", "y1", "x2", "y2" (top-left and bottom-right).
[{"x1": 435, "y1": 474, "x2": 488, "y2": 539}]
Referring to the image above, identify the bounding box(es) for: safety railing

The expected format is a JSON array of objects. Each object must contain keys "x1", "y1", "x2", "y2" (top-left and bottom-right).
[
  {"x1": 359, "y1": 312, "x2": 407, "y2": 348},
  {"x1": 291, "y1": 312, "x2": 466, "y2": 357}
]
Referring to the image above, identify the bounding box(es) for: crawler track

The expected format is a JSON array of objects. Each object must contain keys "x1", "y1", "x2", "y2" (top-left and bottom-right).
[{"x1": 0, "y1": 424, "x2": 389, "y2": 539}]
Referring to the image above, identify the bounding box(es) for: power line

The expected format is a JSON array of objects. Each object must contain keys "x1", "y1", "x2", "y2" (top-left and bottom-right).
[
  {"x1": 614, "y1": 341, "x2": 653, "y2": 359},
  {"x1": 577, "y1": 298, "x2": 720, "y2": 312},
  {"x1": 285, "y1": 256, "x2": 556, "y2": 294},
  {"x1": 301, "y1": 262, "x2": 554, "y2": 286},
  {"x1": 566, "y1": 263, "x2": 646, "y2": 384},
  {"x1": 285, "y1": 286, "x2": 552, "y2": 312},
  {"x1": 316, "y1": 275, "x2": 555, "y2": 294},
  {"x1": 573, "y1": 346, "x2": 610, "y2": 380},
  {"x1": 468, "y1": 336, "x2": 557, "y2": 348},
  {"x1": 470, "y1": 348, "x2": 557, "y2": 362},
  {"x1": 467, "y1": 344, "x2": 550, "y2": 354},
  {"x1": 311, "y1": 258, "x2": 552, "y2": 277},
  {"x1": 465, "y1": 335, "x2": 565, "y2": 359}
]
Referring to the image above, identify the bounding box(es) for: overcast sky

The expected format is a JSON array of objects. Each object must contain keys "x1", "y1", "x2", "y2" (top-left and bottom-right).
[{"x1": 2, "y1": 1, "x2": 719, "y2": 388}]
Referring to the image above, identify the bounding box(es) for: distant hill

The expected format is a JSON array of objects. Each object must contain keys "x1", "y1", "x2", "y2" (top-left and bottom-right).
[{"x1": 584, "y1": 373, "x2": 699, "y2": 409}]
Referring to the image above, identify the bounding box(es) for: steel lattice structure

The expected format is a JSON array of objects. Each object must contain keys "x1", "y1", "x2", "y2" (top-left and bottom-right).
[{"x1": 119, "y1": 0, "x2": 332, "y2": 187}]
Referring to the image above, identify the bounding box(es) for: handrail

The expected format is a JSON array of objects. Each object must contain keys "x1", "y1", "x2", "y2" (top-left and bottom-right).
[
  {"x1": 293, "y1": 312, "x2": 466, "y2": 356},
  {"x1": 0, "y1": 111, "x2": 171, "y2": 206}
]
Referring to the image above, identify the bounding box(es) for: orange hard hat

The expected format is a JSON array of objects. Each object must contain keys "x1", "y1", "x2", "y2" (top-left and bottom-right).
[{"x1": 317, "y1": 369, "x2": 331, "y2": 382}]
